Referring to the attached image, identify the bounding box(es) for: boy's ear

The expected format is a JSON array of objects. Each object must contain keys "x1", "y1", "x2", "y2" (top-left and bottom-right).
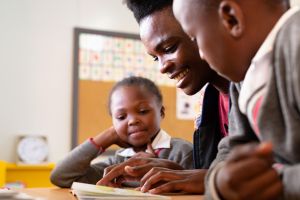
[
  {"x1": 218, "y1": 0, "x2": 244, "y2": 38},
  {"x1": 160, "y1": 106, "x2": 165, "y2": 118}
]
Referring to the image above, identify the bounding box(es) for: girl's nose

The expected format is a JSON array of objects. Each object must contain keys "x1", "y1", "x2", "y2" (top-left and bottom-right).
[{"x1": 128, "y1": 116, "x2": 140, "y2": 126}]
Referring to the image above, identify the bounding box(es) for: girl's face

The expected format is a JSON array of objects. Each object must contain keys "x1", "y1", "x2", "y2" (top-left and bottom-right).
[{"x1": 110, "y1": 86, "x2": 163, "y2": 148}]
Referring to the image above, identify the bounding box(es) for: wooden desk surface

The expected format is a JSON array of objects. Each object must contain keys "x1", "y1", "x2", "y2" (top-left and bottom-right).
[{"x1": 19, "y1": 188, "x2": 203, "y2": 200}]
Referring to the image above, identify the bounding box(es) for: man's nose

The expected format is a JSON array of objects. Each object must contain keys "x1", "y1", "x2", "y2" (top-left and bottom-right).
[{"x1": 160, "y1": 59, "x2": 175, "y2": 75}]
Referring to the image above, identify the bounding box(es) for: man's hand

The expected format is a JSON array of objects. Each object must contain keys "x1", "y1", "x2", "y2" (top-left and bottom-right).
[
  {"x1": 216, "y1": 142, "x2": 283, "y2": 200},
  {"x1": 138, "y1": 168, "x2": 207, "y2": 194},
  {"x1": 97, "y1": 157, "x2": 183, "y2": 186}
]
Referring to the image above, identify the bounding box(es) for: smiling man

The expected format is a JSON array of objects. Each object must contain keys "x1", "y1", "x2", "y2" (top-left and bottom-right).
[{"x1": 97, "y1": 0, "x2": 230, "y2": 194}]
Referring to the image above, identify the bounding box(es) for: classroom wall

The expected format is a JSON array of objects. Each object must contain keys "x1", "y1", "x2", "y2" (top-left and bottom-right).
[
  {"x1": 293, "y1": 0, "x2": 300, "y2": 5},
  {"x1": 0, "y1": 0, "x2": 139, "y2": 163},
  {"x1": 0, "y1": 0, "x2": 299, "y2": 163}
]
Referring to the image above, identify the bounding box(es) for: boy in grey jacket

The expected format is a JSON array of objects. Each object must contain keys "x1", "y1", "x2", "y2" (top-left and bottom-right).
[
  {"x1": 50, "y1": 76, "x2": 193, "y2": 188},
  {"x1": 173, "y1": 0, "x2": 300, "y2": 199}
]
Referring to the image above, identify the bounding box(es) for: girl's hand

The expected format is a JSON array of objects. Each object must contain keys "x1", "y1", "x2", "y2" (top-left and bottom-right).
[
  {"x1": 132, "y1": 143, "x2": 157, "y2": 158},
  {"x1": 215, "y1": 142, "x2": 283, "y2": 200},
  {"x1": 93, "y1": 126, "x2": 130, "y2": 149}
]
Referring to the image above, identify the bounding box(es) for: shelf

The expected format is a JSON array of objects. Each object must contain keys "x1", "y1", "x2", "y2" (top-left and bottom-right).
[{"x1": 0, "y1": 160, "x2": 55, "y2": 188}]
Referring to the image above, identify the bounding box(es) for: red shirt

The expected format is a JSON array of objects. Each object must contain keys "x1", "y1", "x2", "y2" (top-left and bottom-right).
[{"x1": 218, "y1": 93, "x2": 229, "y2": 137}]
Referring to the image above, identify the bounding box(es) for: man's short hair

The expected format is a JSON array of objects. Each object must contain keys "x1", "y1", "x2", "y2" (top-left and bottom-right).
[{"x1": 124, "y1": 0, "x2": 173, "y2": 23}]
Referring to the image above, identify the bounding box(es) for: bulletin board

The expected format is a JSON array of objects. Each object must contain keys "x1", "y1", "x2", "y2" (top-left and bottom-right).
[{"x1": 72, "y1": 28, "x2": 196, "y2": 149}]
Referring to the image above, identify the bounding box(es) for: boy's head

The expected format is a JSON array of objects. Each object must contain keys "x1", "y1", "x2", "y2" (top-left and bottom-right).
[
  {"x1": 108, "y1": 76, "x2": 164, "y2": 147},
  {"x1": 173, "y1": 0, "x2": 290, "y2": 82},
  {"x1": 125, "y1": 0, "x2": 222, "y2": 95}
]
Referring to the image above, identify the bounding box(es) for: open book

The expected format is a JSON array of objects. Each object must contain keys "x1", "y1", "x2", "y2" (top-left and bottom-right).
[{"x1": 71, "y1": 182, "x2": 171, "y2": 200}]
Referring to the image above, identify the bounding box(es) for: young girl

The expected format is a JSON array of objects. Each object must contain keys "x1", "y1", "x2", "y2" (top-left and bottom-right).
[{"x1": 50, "y1": 76, "x2": 193, "y2": 188}]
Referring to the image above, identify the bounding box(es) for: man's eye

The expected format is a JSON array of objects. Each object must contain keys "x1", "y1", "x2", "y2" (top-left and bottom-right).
[
  {"x1": 152, "y1": 56, "x2": 158, "y2": 62},
  {"x1": 164, "y1": 44, "x2": 177, "y2": 53},
  {"x1": 190, "y1": 37, "x2": 197, "y2": 43}
]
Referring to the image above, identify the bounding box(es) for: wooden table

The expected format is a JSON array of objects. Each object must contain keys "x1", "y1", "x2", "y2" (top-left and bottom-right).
[{"x1": 19, "y1": 188, "x2": 203, "y2": 200}]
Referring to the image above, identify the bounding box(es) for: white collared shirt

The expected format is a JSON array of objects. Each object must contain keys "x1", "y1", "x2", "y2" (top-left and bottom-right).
[
  {"x1": 117, "y1": 129, "x2": 171, "y2": 157},
  {"x1": 238, "y1": 6, "x2": 300, "y2": 127}
]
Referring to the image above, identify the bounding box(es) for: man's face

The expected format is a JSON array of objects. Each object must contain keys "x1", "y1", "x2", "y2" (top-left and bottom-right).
[{"x1": 139, "y1": 7, "x2": 216, "y2": 95}]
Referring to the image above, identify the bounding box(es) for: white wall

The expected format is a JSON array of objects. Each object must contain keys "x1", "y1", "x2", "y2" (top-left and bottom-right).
[
  {"x1": 0, "y1": 0, "x2": 138, "y2": 162},
  {"x1": 292, "y1": 0, "x2": 300, "y2": 6}
]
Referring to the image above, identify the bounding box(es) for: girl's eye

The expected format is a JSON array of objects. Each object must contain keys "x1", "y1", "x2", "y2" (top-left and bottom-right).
[
  {"x1": 139, "y1": 109, "x2": 149, "y2": 114},
  {"x1": 116, "y1": 115, "x2": 126, "y2": 120}
]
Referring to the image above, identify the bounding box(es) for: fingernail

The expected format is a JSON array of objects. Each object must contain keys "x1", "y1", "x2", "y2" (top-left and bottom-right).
[
  {"x1": 125, "y1": 165, "x2": 131, "y2": 170},
  {"x1": 141, "y1": 186, "x2": 146, "y2": 192},
  {"x1": 256, "y1": 142, "x2": 273, "y2": 155},
  {"x1": 125, "y1": 166, "x2": 133, "y2": 172},
  {"x1": 258, "y1": 142, "x2": 272, "y2": 150},
  {"x1": 149, "y1": 189, "x2": 156, "y2": 194}
]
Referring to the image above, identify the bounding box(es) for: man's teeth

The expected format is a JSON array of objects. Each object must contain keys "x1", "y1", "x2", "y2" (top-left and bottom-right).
[{"x1": 174, "y1": 69, "x2": 189, "y2": 81}]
